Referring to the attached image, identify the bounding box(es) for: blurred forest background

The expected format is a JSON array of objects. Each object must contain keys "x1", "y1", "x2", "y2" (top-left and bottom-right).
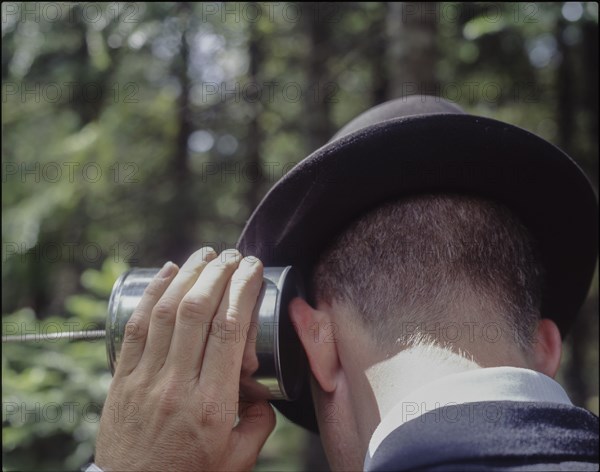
[{"x1": 2, "y1": 2, "x2": 598, "y2": 471}]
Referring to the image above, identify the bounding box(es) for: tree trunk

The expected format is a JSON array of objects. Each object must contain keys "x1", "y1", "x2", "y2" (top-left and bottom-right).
[
  {"x1": 370, "y1": 3, "x2": 390, "y2": 104},
  {"x1": 161, "y1": 2, "x2": 195, "y2": 263},
  {"x1": 556, "y1": 15, "x2": 588, "y2": 409},
  {"x1": 386, "y1": 2, "x2": 438, "y2": 98},
  {"x1": 581, "y1": 20, "x2": 599, "y2": 184},
  {"x1": 556, "y1": 17, "x2": 574, "y2": 153},
  {"x1": 246, "y1": 5, "x2": 265, "y2": 210},
  {"x1": 305, "y1": 2, "x2": 335, "y2": 151}
]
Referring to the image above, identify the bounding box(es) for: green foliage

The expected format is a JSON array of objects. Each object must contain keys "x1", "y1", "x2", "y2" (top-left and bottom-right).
[{"x1": 2, "y1": 262, "x2": 116, "y2": 471}]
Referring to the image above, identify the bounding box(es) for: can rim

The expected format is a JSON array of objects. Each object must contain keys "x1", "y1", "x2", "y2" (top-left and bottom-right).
[{"x1": 106, "y1": 269, "x2": 133, "y2": 374}]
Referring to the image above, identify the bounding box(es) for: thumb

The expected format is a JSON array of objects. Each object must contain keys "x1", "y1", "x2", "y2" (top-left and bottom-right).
[{"x1": 232, "y1": 401, "x2": 276, "y2": 464}]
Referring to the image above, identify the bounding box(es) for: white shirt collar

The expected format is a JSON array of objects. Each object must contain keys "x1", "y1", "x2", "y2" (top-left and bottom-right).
[{"x1": 367, "y1": 366, "x2": 573, "y2": 462}]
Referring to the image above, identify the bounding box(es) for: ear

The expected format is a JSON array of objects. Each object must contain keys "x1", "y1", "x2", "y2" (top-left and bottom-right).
[
  {"x1": 531, "y1": 318, "x2": 562, "y2": 378},
  {"x1": 288, "y1": 297, "x2": 340, "y2": 393}
]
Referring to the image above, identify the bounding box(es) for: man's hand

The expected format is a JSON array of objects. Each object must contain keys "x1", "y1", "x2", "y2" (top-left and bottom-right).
[{"x1": 95, "y1": 248, "x2": 276, "y2": 471}]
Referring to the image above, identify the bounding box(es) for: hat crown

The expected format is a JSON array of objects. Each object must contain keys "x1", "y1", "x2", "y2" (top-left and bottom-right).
[{"x1": 331, "y1": 95, "x2": 466, "y2": 142}]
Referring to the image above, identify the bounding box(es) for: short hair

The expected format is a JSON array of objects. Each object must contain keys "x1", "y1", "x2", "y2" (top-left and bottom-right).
[{"x1": 310, "y1": 194, "x2": 544, "y2": 352}]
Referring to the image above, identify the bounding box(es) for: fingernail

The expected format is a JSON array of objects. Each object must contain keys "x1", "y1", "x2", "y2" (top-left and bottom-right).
[
  {"x1": 202, "y1": 246, "x2": 217, "y2": 258},
  {"x1": 190, "y1": 247, "x2": 215, "y2": 265},
  {"x1": 242, "y1": 255, "x2": 259, "y2": 266},
  {"x1": 222, "y1": 249, "x2": 241, "y2": 263},
  {"x1": 158, "y1": 261, "x2": 176, "y2": 278}
]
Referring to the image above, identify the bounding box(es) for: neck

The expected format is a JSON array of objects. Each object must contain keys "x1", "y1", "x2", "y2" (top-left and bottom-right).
[
  {"x1": 366, "y1": 343, "x2": 481, "y2": 420},
  {"x1": 346, "y1": 343, "x2": 482, "y2": 453}
]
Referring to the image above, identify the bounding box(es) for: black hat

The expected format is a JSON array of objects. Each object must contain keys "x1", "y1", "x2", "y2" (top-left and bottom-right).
[{"x1": 237, "y1": 95, "x2": 598, "y2": 432}]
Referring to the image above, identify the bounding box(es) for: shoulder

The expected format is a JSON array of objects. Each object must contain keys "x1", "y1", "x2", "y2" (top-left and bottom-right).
[{"x1": 366, "y1": 401, "x2": 599, "y2": 472}]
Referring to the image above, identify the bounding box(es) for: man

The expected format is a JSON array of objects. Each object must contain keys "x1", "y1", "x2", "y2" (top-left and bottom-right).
[{"x1": 91, "y1": 96, "x2": 598, "y2": 471}]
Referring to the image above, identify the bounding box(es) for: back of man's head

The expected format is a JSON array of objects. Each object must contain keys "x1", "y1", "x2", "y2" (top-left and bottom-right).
[{"x1": 311, "y1": 194, "x2": 544, "y2": 355}]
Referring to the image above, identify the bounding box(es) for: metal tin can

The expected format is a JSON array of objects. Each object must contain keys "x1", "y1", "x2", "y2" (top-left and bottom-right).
[{"x1": 106, "y1": 266, "x2": 307, "y2": 401}]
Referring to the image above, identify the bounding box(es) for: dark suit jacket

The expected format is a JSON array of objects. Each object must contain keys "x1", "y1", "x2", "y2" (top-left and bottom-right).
[{"x1": 365, "y1": 401, "x2": 599, "y2": 471}]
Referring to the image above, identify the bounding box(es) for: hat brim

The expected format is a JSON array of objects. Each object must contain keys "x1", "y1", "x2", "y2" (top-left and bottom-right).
[{"x1": 237, "y1": 113, "x2": 599, "y2": 433}]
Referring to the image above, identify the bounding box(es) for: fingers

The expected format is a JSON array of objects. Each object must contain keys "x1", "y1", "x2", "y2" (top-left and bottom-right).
[
  {"x1": 232, "y1": 401, "x2": 276, "y2": 466},
  {"x1": 164, "y1": 249, "x2": 243, "y2": 377},
  {"x1": 200, "y1": 255, "x2": 263, "y2": 401},
  {"x1": 116, "y1": 262, "x2": 179, "y2": 377},
  {"x1": 100, "y1": 248, "x2": 272, "y2": 472},
  {"x1": 137, "y1": 247, "x2": 217, "y2": 375}
]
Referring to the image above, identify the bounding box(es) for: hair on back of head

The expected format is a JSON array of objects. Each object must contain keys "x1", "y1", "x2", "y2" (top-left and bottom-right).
[{"x1": 311, "y1": 194, "x2": 544, "y2": 352}]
